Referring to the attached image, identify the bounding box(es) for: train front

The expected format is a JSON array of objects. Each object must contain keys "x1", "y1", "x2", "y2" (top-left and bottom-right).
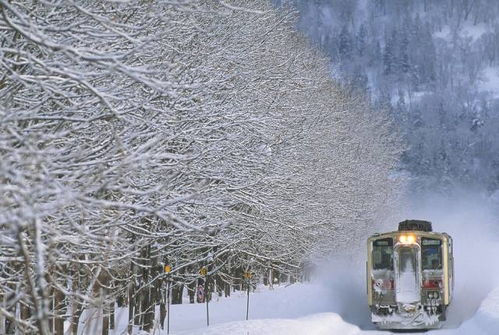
[{"x1": 366, "y1": 220, "x2": 453, "y2": 330}]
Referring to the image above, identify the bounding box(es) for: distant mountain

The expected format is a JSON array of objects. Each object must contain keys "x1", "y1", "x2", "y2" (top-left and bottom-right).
[{"x1": 276, "y1": 0, "x2": 499, "y2": 193}]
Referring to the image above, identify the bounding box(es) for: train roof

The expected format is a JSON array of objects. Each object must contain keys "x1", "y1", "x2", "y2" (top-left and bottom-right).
[{"x1": 398, "y1": 219, "x2": 432, "y2": 232}]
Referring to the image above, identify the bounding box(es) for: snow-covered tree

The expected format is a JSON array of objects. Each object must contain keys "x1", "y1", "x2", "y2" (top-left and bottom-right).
[
  {"x1": 285, "y1": 0, "x2": 499, "y2": 193},
  {"x1": 0, "y1": 0, "x2": 402, "y2": 333}
]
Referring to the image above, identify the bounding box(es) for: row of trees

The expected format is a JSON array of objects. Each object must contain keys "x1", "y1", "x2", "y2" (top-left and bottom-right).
[
  {"x1": 285, "y1": 0, "x2": 499, "y2": 192},
  {"x1": 0, "y1": 0, "x2": 401, "y2": 333}
]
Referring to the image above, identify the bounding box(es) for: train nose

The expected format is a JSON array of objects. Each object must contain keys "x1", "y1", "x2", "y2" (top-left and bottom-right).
[{"x1": 395, "y1": 246, "x2": 421, "y2": 304}]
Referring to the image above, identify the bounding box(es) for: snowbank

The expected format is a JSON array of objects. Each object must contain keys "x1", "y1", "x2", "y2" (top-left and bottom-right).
[
  {"x1": 181, "y1": 284, "x2": 499, "y2": 335},
  {"x1": 167, "y1": 283, "x2": 338, "y2": 333},
  {"x1": 474, "y1": 287, "x2": 499, "y2": 333},
  {"x1": 452, "y1": 287, "x2": 499, "y2": 335},
  {"x1": 434, "y1": 286, "x2": 499, "y2": 335}
]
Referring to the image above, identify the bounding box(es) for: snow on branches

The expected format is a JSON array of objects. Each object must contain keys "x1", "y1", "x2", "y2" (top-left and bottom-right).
[{"x1": 0, "y1": 0, "x2": 401, "y2": 333}]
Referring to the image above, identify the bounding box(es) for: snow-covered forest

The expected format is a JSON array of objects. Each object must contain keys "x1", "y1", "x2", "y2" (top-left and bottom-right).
[
  {"x1": 0, "y1": 1, "x2": 402, "y2": 334},
  {"x1": 277, "y1": 0, "x2": 499, "y2": 192}
]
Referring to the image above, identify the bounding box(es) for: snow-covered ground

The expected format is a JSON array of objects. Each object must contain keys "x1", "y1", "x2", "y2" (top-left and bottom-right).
[
  {"x1": 176, "y1": 286, "x2": 499, "y2": 335},
  {"x1": 79, "y1": 193, "x2": 499, "y2": 334}
]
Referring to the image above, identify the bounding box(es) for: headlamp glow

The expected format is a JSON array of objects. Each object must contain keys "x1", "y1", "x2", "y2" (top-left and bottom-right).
[{"x1": 399, "y1": 234, "x2": 416, "y2": 244}]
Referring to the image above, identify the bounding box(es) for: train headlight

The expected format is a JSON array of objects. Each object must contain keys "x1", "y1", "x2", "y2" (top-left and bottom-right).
[{"x1": 399, "y1": 234, "x2": 416, "y2": 244}]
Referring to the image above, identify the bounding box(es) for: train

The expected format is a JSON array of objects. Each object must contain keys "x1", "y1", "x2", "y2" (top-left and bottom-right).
[{"x1": 366, "y1": 220, "x2": 454, "y2": 329}]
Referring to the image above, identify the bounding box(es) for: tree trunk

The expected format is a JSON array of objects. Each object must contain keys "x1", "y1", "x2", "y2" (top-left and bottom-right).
[
  {"x1": 187, "y1": 281, "x2": 196, "y2": 303},
  {"x1": 99, "y1": 271, "x2": 110, "y2": 335},
  {"x1": 117, "y1": 295, "x2": 124, "y2": 308},
  {"x1": 14, "y1": 287, "x2": 20, "y2": 335},
  {"x1": 171, "y1": 283, "x2": 183, "y2": 304},
  {"x1": 160, "y1": 281, "x2": 167, "y2": 329},
  {"x1": 142, "y1": 286, "x2": 153, "y2": 331},
  {"x1": 0, "y1": 290, "x2": 5, "y2": 334},
  {"x1": 160, "y1": 302, "x2": 166, "y2": 330},
  {"x1": 133, "y1": 290, "x2": 141, "y2": 326},
  {"x1": 5, "y1": 283, "x2": 15, "y2": 334},
  {"x1": 127, "y1": 281, "x2": 134, "y2": 334},
  {"x1": 54, "y1": 288, "x2": 65, "y2": 335},
  {"x1": 47, "y1": 286, "x2": 53, "y2": 334},
  {"x1": 102, "y1": 289, "x2": 109, "y2": 335},
  {"x1": 216, "y1": 275, "x2": 223, "y2": 297},
  {"x1": 20, "y1": 300, "x2": 31, "y2": 327},
  {"x1": 70, "y1": 265, "x2": 83, "y2": 335},
  {"x1": 71, "y1": 300, "x2": 83, "y2": 335},
  {"x1": 102, "y1": 298, "x2": 109, "y2": 335},
  {"x1": 110, "y1": 300, "x2": 115, "y2": 330},
  {"x1": 144, "y1": 256, "x2": 159, "y2": 332}
]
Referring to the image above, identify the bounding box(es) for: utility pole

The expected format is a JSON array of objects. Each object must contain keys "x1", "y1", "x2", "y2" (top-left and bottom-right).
[
  {"x1": 243, "y1": 271, "x2": 252, "y2": 320},
  {"x1": 199, "y1": 266, "x2": 209, "y2": 326},
  {"x1": 163, "y1": 265, "x2": 172, "y2": 335}
]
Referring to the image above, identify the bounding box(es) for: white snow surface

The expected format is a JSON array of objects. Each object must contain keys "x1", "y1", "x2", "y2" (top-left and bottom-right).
[
  {"x1": 181, "y1": 313, "x2": 362, "y2": 335},
  {"x1": 174, "y1": 281, "x2": 499, "y2": 335}
]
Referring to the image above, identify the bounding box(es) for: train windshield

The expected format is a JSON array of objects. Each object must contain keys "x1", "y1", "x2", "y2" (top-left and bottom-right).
[
  {"x1": 373, "y1": 238, "x2": 394, "y2": 270},
  {"x1": 422, "y1": 238, "x2": 442, "y2": 270}
]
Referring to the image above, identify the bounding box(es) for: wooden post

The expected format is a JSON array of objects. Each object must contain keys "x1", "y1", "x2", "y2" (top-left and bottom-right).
[
  {"x1": 167, "y1": 280, "x2": 171, "y2": 334},
  {"x1": 243, "y1": 271, "x2": 252, "y2": 321},
  {"x1": 206, "y1": 280, "x2": 209, "y2": 327},
  {"x1": 246, "y1": 282, "x2": 250, "y2": 320}
]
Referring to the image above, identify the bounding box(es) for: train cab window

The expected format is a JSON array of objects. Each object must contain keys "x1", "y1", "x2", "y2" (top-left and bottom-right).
[
  {"x1": 422, "y1": 238, "x2": 442, "y2": 270},
  {"x1": 373, "y1": 238, "x2": 394, "y2": 270}
]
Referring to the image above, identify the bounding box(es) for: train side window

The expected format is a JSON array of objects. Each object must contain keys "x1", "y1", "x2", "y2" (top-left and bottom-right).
[
  {"x1": 422, "y1": 238, "x2": 442, "y2": 270},
  {"x1": 373, "y1": 238, "x2": 394, "y2": 270}
]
